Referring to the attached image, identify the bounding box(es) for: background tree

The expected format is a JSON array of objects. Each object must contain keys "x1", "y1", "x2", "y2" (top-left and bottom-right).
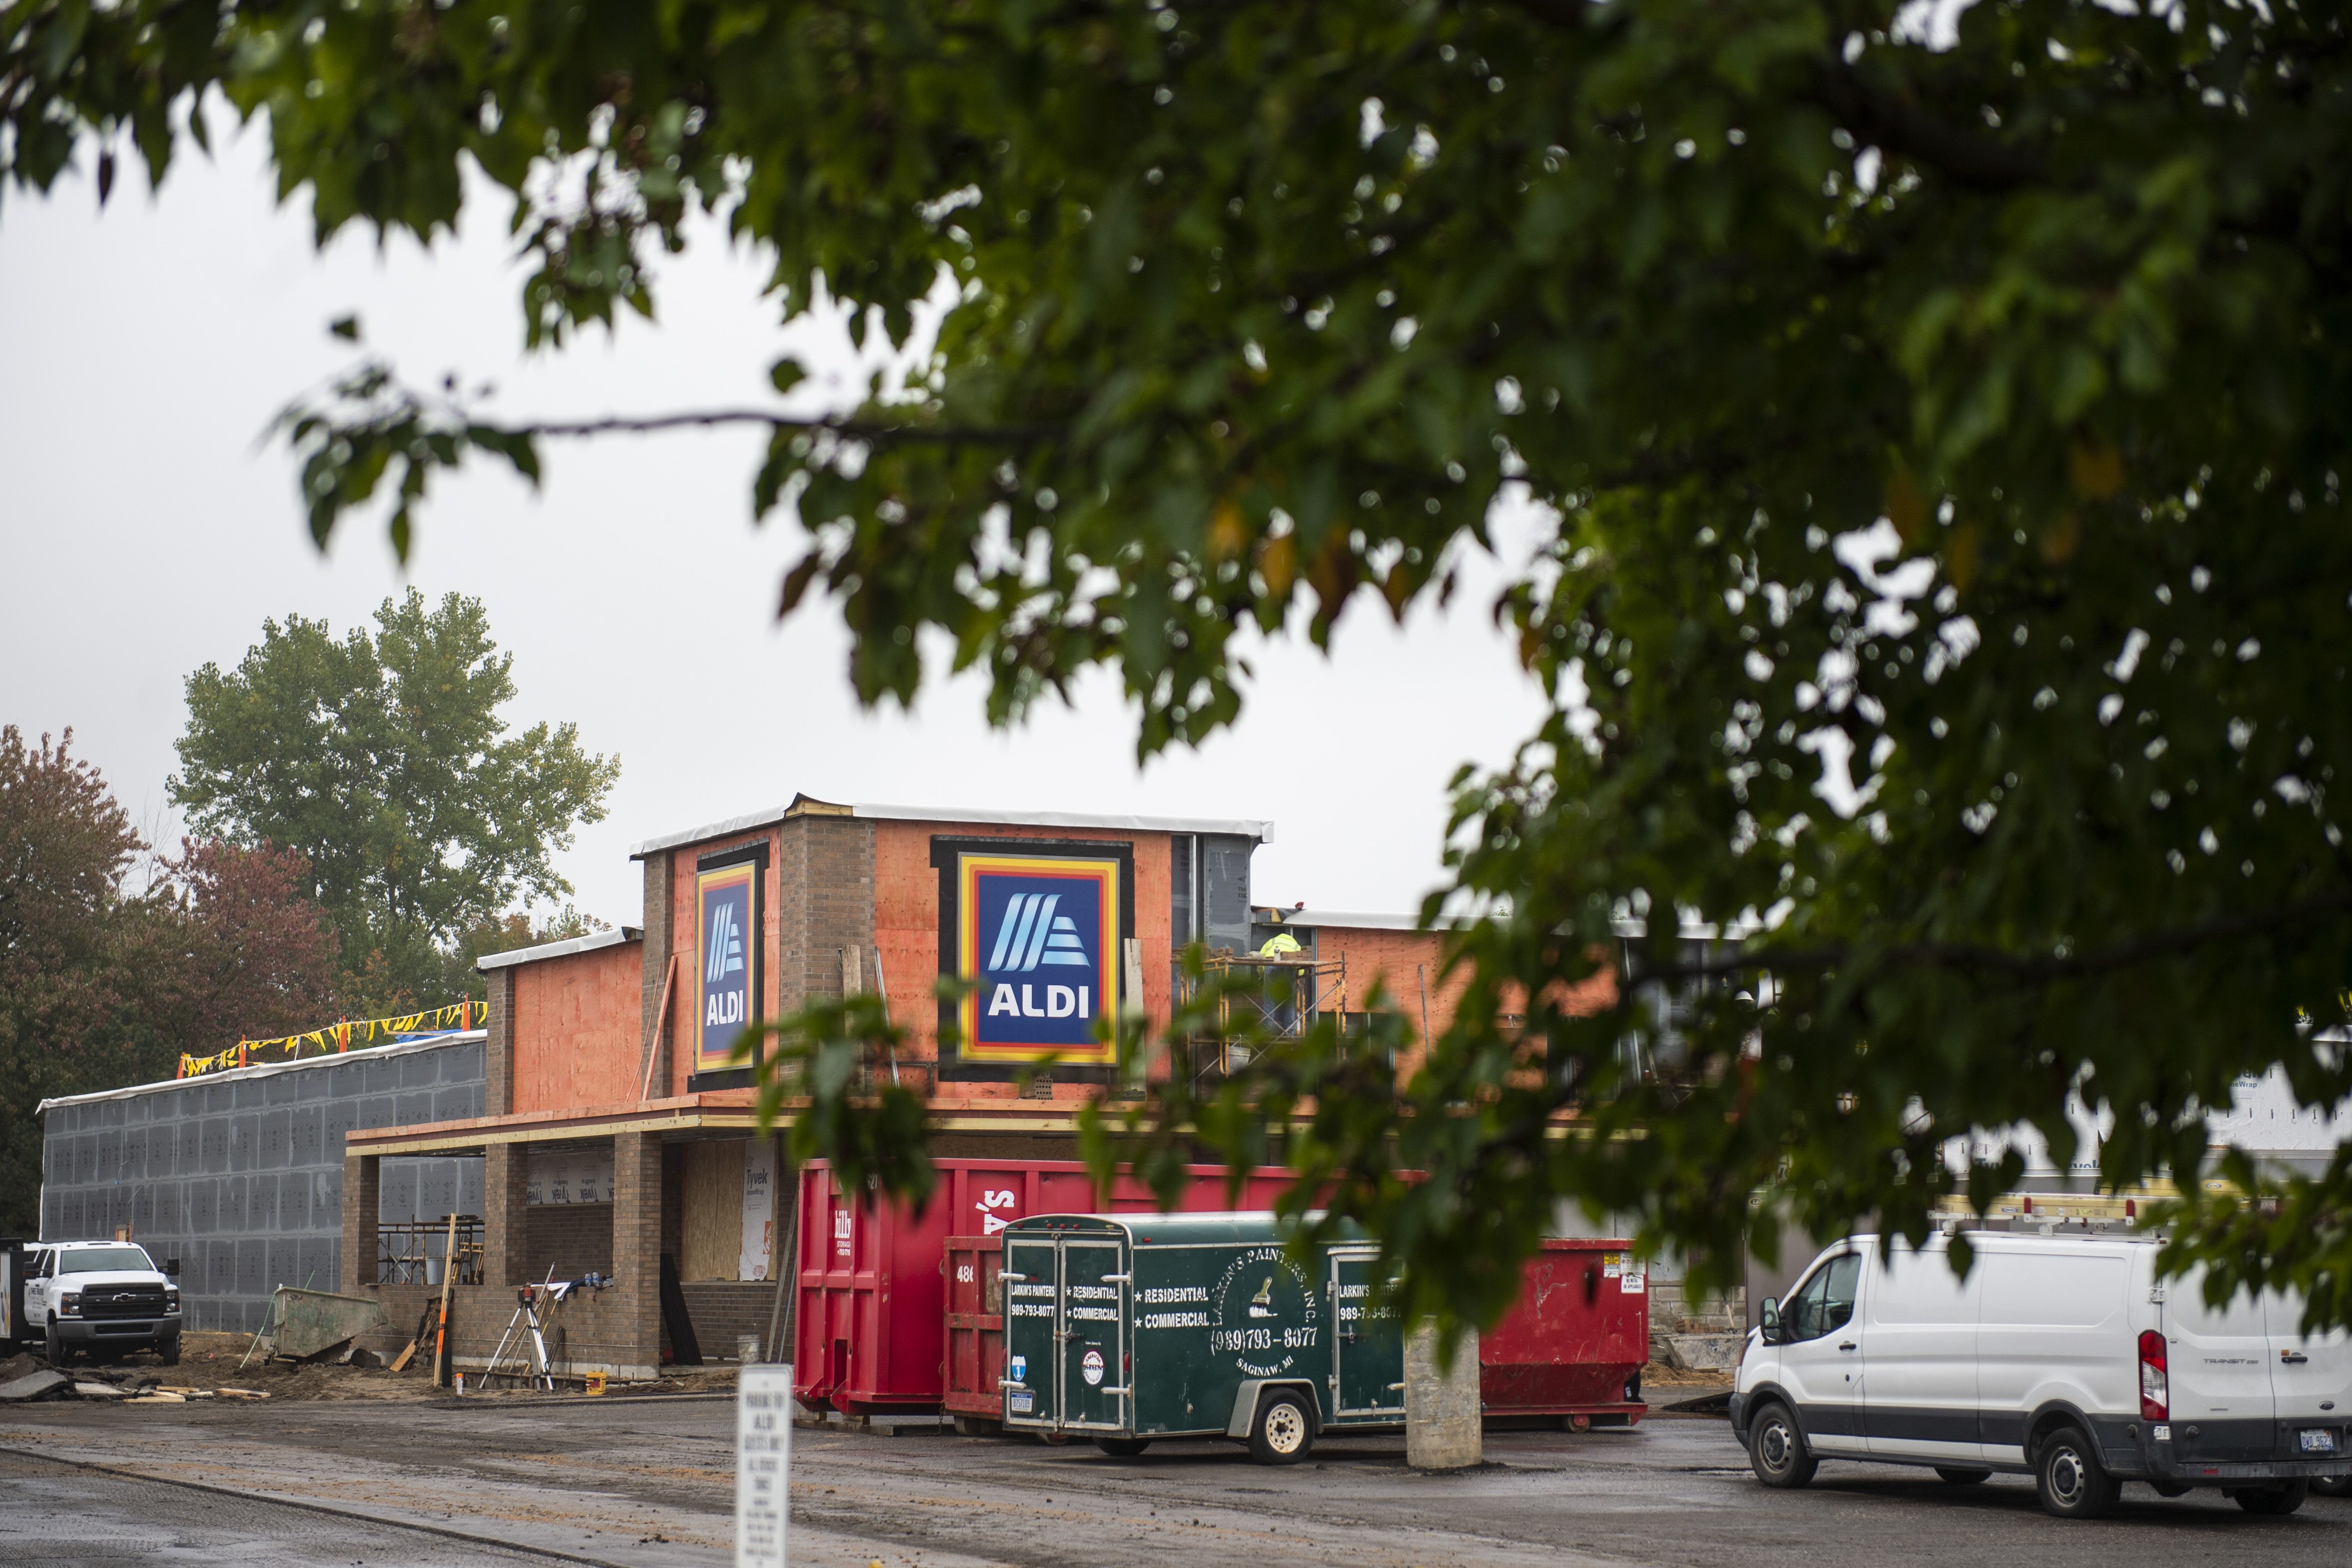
[
  {"x1": 169, "y1": 590, "x2": 620, "y2": 1011},
  {"x1": 0, "y1": 731, "x2": 342, "y2": 1234},
  {"x1": 0, "y1": 727, "x2": 147, "y2": 1234},
  {"x1": 11, "y1": 0, "x2": 2352, "y2": 1324}
]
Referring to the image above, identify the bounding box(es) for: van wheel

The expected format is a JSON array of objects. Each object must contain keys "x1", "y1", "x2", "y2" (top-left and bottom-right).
[
  {"x1": 2035, "y1": 1425, "x2": 2120, "y2": 1519},
  {"x1": 1094, "y1": 1437, "x2": 1152, "y2": 1457},
  {"x1": 2149, "y1": 1481, "x2": 2192, "y2": 1498},
  {"x1": 1247, "y1": 1391, "x2": 1315, "y2": 1465},
  {"x1": 1746, "y1": 1401, "x2": 1816, "y2": 1489},
  {"x1": 2233, "y1": 1481, "x2": 2309, "y2": 1516},
  {"x1": 1935, "y1": 1467, "x2": 1991, "y2": 1486},
  {"x1": 2308, "y1": 1474, "x2": 2352, "y2": 1498}
]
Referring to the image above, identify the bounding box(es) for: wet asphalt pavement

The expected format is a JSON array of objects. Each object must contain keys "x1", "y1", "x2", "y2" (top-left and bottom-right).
[{"x1": 5, "y1": 1396, "x2": 2351, "y2": 1566}]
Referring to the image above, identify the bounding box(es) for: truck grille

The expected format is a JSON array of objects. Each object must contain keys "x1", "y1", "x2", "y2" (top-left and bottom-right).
[{"x1": 80, "y1": 1285, "x2": 165, "y2": 1320}]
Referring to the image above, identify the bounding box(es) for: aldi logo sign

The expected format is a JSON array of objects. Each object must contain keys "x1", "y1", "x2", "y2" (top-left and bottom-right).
[
  {"x1": 956, "y1": 852, "x2": 1119, "y2": 1064},
  {"x1": 696, "y1": 860, "x2": 760, "y2": 1074}
]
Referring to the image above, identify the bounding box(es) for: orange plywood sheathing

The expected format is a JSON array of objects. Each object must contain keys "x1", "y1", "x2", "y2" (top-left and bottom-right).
[{"x1": 510, "y1": 938, "x2": 646, "y2": 1116}]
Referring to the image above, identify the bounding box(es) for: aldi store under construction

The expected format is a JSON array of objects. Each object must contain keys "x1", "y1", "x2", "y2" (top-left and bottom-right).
[{"x1": 33, "y1": 793, "x2": 1496, "y2": 1375}]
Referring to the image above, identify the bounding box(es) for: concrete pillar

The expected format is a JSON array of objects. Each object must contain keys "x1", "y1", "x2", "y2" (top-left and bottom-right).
[
  {"x1": 1404, "y1": 1320, "x2": 1482, "y2": 1470},
  {"x1": 341, "y1": 1152, "x2": 381, "y2": 1292},
  {"x1": 483, "y1": 1142, "x2": 529, "y2": 1286},
  {"x1": 612, "y1": 1132, "x2": 663, "y2": 1378}
]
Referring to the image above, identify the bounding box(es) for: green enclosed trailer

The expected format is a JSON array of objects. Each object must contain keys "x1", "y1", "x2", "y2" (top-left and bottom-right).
[{"x1": 998, "y1": 1212, "x2": 1407, "y2": 1463}]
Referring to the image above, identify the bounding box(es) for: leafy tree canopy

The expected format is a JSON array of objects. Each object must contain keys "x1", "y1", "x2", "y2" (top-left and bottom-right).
[
  {"x1": 170, "y1": 590, "x2": 619, "y2": 1007},
  {"x1": 11, "y1": 0, "x2": 2352, "y2": 1323},
  {"x1": 0, "y1": 728, "x2": 340, "y2": 1233}
]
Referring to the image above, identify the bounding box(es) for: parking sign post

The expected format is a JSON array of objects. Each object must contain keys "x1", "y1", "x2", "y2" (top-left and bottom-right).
[{"x1": 737, "y1": 1364, "x2": 792, "y2": 1566}]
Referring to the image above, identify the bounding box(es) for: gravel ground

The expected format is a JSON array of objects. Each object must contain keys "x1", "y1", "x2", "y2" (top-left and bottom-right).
[{"x1": 5, "y1": 1393, "x2": 2350, "y2": 1566}]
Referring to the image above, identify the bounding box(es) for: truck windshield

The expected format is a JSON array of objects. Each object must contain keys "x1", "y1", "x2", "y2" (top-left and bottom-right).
[{"x1": 57, "y1": 1246, "x2": 154, "y2": 1274}]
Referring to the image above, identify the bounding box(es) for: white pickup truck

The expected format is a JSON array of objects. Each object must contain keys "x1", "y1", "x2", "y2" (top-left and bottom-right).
[{"x1": 23, "y1": 1241, "x2": 182, "y2": 1367}]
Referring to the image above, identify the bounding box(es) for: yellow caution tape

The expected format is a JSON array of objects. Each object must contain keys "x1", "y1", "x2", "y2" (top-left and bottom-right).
[{"x1": 178, "y1": 1000, "x2": 477, "y2": 1078}]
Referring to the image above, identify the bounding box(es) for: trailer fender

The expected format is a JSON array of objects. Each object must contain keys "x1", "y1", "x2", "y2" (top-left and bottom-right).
[{"x1": 1226, "y1": 1380, "x2": 1324, "y2": 1440}]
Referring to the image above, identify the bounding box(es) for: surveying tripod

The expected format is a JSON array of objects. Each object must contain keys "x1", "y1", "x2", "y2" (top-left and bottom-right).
[{"x1": 482, "y1": 1271, "x2": 611, "y2": 1391}]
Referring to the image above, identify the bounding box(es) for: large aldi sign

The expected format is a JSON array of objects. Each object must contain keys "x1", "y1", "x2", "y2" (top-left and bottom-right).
[
  {"x1": 956, "y1": 852, "x2": 1119, "y2": 1065},
  {"x1": 696, "y1": 860, "x2": 760, "y2": 1074}
]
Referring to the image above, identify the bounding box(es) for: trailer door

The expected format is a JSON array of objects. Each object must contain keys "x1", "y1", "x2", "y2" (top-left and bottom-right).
[
  {"x1": 1330, "y1": 1249, "x2": 1404, "y2": 1418},
  {"x1": 1001, "y1": 1235, "x2": 1059, "y2": 1425},
  {"x1": 1060, "y1": 1238, "x2": 1128, "y2": 1430}
]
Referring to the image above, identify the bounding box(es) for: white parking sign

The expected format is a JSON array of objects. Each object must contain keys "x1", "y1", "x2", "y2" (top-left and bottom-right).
[{"x1": 737, "y1": 1365, "x2": 792, "y2": 1567}]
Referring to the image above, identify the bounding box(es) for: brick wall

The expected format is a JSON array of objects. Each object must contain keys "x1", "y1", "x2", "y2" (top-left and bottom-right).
[
  {"x1": 777, "y1": 814, "x2": 878, "y2": 1021},
  {"x1": 609, "y1": 1131, "x2": 663, "y2": 1376},
  {"x1": 679, "y1": 1281, "x2": 785, "y2": 1361},
  {"x1": 527, "y1": 1202, "x2": 614, "y2": 1281},
  {"x1": 640, "y1": 850, "x2": 675, "y2": 1099},
  {"x1": 484, "y1": 967, "x2": 517, "y2": 1116},
  {"x1": 483, "y1": 1143, "x2": 529, "y2": 1286}
]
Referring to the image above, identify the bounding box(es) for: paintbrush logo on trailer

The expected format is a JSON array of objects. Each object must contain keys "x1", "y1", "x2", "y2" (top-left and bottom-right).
[{"x1": 956, "y1": 852, "x2": 1120, "y2": 1065}]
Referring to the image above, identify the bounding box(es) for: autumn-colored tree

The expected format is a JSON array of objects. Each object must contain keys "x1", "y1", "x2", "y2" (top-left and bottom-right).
[{"x1": 0, "y1": 727, "x2": 343, "y2": 1235}]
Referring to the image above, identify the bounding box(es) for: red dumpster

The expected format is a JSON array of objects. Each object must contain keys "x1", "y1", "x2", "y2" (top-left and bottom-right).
[
  {"x1": 794, "y1": 1158, "x2": 1294, "y2": 1415},
  {"x1": 1481, "y1": 1239, "x2": 1649, "y2": 1426}
]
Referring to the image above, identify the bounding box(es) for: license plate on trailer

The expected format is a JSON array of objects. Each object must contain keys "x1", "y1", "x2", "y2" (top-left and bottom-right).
[
  {"x1": 1009, "y1": 1392, "x2": 1033, "y2": 1414},
  {"x1": 2300, "y1": 1428, "x2": 2337, "y2": 1453}
]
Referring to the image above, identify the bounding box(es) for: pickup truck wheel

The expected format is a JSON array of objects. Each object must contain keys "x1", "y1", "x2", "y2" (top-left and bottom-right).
[
  {"x1": 2233, "y1": 1481, "x2": 2309, "y2": 1516},
  {"x1": 158, "y1": 1335, "x2": 181, "y2": 1368},
  {"x1": 1093, "y1": 1437, "x2": 1152, "y2": 1457},
  {"x1": 43, "y1": 1324, "x2": 69, "y2": 1370},
  {"x1": 1746, "y1": 1401, "x2": 1817, "y2": 1489},
  {"x1": 1247, "y1": 1391, "x2": 1315, "y2": 1466},
  {"x1": 2034, "y1": 1425, "x2": 2121, "y2": 1519}
]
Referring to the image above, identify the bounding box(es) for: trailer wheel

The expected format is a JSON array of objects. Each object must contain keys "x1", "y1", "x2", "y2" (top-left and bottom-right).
[
  {"x1": 1248, "y1": 1390, "x2": 1315, "y2": 1465},
  {"x1": 1094, "y1": 1437, "x2": 1152, "y2": 1457}
]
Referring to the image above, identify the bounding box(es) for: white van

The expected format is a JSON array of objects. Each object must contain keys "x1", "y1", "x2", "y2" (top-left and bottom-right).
[{"x1": 1731, "y1": 1231, "x2": 2352, "y2": 1518}]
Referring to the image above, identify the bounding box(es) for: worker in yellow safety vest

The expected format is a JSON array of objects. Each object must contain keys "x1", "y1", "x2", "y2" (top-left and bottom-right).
[{"x1": 1258, "y1": 929, "x2": 1302, "y2": 958}]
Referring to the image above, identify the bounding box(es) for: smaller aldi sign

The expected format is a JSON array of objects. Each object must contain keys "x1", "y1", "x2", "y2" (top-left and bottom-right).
[
  {"x1": 956, "y1": 852, "x2": 1119, "y2": 1065},
  {"x1": 696, "y1": 860, "x2": 759, "y2": 1074}
]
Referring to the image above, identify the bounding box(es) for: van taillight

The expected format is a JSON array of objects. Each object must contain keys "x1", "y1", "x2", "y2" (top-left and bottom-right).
[{"x1": 2138, "y1": 1329, "x2": 2168, "y2": 1422}]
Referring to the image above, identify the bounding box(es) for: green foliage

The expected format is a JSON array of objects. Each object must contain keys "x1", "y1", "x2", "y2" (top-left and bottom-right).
[
  {"x1": 739, "y1": 989, "x2": 943, "y2": 1209},
  {"x1": 13, "y1": 0, "x2": 2352, "y2": 1322},
  {"x1": 170, "y1": 590, "x2": 619, "y2": 1006}
]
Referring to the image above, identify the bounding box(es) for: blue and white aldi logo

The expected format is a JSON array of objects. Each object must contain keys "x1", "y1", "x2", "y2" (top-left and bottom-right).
[
  {"x1": 956, "y1": 853, "x2": 1119, "y2": 1065},
  {"x1": 695, "y1": 861, "x2": 758, "y2": 1073}
]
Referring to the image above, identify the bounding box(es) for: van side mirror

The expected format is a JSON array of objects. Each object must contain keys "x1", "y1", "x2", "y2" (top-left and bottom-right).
[
  {"x1": 164, "y1": 1258, "x2": 180, "y2": 1278},
  {"x1": 1759, "y1": 1297, "x2": 1780, "y2": 1341}
]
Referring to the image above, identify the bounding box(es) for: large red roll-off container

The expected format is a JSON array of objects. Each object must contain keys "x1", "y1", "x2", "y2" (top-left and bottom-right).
[
  {"x1": 797, "y1": 1157, "x2": 1650, "y2": 1429},
  {"x1": 793, "y1": 1157, "x2": 1294, "y2": 1415},
  {"x1": 1479, "y1": 1239, "x2": 1650, "y2": 1426}
]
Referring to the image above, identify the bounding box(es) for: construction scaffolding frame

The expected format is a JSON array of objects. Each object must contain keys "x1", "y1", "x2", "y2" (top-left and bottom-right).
[
  {"x1": 1171, "y1": 952, "x2": 1349, "y2": 1089},
  {"x1": 377, "y1": 1215, "x2": 484, "y2": 1287}
]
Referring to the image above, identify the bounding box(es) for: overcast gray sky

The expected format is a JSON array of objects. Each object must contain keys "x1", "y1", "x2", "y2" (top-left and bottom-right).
[{"x1": 0, "y1": 116, "x2": 1550, "y2": 931}]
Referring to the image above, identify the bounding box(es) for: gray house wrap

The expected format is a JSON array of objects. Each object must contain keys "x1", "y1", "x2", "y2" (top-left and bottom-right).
[{"x1": 36, "y1": 1033, "x2": 487, "y2": 1333}]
